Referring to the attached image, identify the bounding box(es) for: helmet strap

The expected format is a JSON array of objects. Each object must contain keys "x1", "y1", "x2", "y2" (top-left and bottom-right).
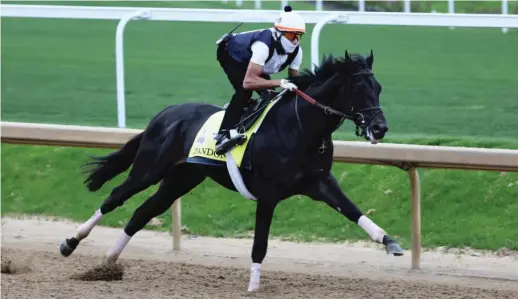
[{"x1": 273, "y1": 29, "x2": 287, "y2": 55}]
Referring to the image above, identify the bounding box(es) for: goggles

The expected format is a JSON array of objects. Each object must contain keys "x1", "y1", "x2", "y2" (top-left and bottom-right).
[{"x1": 281, "y1": 31, "x2": 304, "y2": 41}]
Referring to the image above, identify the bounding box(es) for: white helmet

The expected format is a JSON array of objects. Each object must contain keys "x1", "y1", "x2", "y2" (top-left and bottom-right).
[{"x1": 274, "y1": 6, "x2": 306, "y2": 34}]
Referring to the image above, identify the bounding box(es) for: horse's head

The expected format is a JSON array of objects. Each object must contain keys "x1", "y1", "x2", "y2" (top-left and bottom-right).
[
  {"x1": 293, "y1": 50, "x2": 387, "y2": 143},
  {"x1": 333, "y1": 50, "x2": 387, "y2": 143}
]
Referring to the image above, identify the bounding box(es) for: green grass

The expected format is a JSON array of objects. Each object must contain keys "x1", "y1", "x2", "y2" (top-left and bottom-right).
[
  {"x1": 2, "y1": 140, "x2": 518, "y2": 251},
  {"x1": 2, "y1": 1, "x2": 518, "y2": 251},
  {"x1": 2, "y1": 16, "x2": 517, "y2": 140}
]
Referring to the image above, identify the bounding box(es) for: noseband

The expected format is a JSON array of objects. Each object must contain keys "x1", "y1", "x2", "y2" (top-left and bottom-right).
[{"x1": 293, "y1": 69, "x2": 382, "y2": 138}]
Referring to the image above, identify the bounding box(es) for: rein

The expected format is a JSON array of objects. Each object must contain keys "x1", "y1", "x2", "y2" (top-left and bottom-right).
[
  {"x1": 238, "y1": 67, "x2": 382, "y2": 152},
  {"x1": 292, "y1": 87, "x2": 381, "y2": 139},
  {"x1": 293, "y1": 88, "x2": 347, "y2": 118}
]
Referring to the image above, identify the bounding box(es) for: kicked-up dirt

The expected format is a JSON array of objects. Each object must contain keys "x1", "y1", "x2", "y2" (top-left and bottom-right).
[{"x1": 2, "y1": 217, "x2": 518, "y2": 299}]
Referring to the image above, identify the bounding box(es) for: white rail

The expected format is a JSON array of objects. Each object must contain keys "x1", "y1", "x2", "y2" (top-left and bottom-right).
[
  {"x1": 2, "y1": 4, "x2": 517, "y2": 27},
  {"x1": 2, "y1": 4, "x2": 518, "y2": 127},
  {"x1": 2, "y1": 121, "x2": 518, "y2": 269}
]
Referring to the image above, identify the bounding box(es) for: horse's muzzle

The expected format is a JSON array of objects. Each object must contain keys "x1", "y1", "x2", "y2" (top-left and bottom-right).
[
  {"x1": 365, "y1": 122, "x2": 388, "y2": 144},
  {"x1": 354, "y1": 108, "x2": 387, "y2": 144},
  {"x1": 370, "y1": 123, "x2": 388, "y2": 139}
]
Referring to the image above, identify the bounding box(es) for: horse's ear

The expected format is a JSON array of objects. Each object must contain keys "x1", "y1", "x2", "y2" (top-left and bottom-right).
[
  {"x1": 345, "y1": 50, "x2": 352, "y2": 62},
  {"x1": 367, "y1": 49, "x2": 374, "y2": 69}
]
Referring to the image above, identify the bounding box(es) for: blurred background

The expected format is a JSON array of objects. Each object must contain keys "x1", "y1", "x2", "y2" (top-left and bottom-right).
[{"x1": 2, "y1": 0, "x2": 517, "y2": 142}]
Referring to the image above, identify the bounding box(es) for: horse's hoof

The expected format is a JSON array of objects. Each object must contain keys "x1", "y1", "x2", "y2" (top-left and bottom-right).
[
  {"x1": 247, "y1": 283, "x2": 260, "y2": 292},
  {"x1": 104, "y1": 255, "x2": 118, "y2": 265},
  {"x1": 59, "y1": 238, "x2": 78, "y2": 257},
  {"x1": 383, "y1": 235, "x2": 404, "y2": 256},
  {"x1": 247, "y1": 274, "x2": 260, "y2": 292},
  {"x1": 385, "y1": 242, "x2": 404, "y2": 256}
]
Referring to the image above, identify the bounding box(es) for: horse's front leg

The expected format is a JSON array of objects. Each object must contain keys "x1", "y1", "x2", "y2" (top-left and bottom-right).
[{"x1": 302, "y1": 174, "x2": 404, "y2": 255}]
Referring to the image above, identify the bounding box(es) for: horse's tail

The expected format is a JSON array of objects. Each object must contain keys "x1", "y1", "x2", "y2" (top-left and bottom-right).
[{"x1": 81, "y1": 132, "x2": 143, "y2": 192}]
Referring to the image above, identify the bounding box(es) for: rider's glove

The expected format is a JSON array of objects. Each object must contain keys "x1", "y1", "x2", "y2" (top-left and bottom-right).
[{"x1": 280, "y1": 79, "x2": 298, "y2": 91}]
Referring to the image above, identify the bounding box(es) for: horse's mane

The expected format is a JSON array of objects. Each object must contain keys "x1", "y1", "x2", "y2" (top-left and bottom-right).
[{"x1": 290, "y1": 52, "x2": 369, "y2": 90}]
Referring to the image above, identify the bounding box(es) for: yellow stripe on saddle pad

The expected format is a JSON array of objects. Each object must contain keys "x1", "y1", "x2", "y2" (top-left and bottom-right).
[{"x1": 187, "y1": 99, "x2": 279, "y2": 168}]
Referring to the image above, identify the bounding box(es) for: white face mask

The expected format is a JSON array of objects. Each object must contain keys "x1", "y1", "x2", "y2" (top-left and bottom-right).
[
  {"x1": 280, "y1": 35, "x2": 298, "y2": 53},
  {"x1": 274, "y1": 30, "x2": 298, "y2": 54}
]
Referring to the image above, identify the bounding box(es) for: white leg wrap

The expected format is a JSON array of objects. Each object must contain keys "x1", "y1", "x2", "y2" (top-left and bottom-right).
[
  {"x1": 358, "y1": 215, "x2": 386, "y2": 244},
  {"x1": 75, "y1": 209, "x2": 103, "y2": 240},
  {"x1": 105, "y1": 231, "x2": 131, "y2": 264},
  {"x1": 247, "y1": 263, "x2": 261, "y2": 292}
]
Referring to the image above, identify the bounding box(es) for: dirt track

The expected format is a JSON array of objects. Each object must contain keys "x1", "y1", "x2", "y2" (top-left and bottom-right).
[{"x1": 2, "y1": 217, "x2": 518, "y2": 299}]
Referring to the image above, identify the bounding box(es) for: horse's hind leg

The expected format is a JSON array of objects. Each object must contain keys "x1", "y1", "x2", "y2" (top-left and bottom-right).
[
  {"x1": 59, "y1": 173, "x2": 160, "y2": 258},
  {"x1": 104, "y1": 163, "x2": 206, "y2": 263},
  {"x1": 60, "y1": 134, "x2": 181, "y2": 257}
]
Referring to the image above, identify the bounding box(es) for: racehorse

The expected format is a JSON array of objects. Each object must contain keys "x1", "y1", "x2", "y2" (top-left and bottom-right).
[{"x1": 59, "y1": 50, "x2": 404, "y2": 292}]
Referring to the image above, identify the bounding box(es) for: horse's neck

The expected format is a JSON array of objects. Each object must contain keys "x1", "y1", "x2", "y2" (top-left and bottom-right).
[
  {"x1": 271, "y1": 93, "x2": 337, "y2": 146},
  {"x1": 288, "y1": 73, "x2": 343, "y2": 139}
]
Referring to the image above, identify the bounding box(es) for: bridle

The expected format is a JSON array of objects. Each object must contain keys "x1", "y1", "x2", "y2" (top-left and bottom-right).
[
  {"x1": 292, "y1": 69, "x2": 383, "y2": 139},
  {"x1": 236, "y1": 68, "x2": 383, "y2": 153}
]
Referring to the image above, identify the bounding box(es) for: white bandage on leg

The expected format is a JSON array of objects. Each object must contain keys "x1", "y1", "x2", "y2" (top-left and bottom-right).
[
  {"x1": 358, "y1": 215, "x2": 386, "y2": 244},
  {"x1": 105, "y1": 231, "x2": 131, "y2": 263},
  {"x1": 76, "y1": 209, "x2": 104, "y2": 240},
  {"x1": 247, "y1": 263, "x2": 261, "y2": 292}
]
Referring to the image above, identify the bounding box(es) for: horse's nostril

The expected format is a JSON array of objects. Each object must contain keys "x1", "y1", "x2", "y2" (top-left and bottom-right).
[{"x1": 373, "y1": 124, "x2": 388, "y2": 133}]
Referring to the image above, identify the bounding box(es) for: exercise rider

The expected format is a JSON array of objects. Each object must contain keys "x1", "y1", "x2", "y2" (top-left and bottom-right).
[{"x1": 214, "y1": 5, "x2": 305, "y2": 155}]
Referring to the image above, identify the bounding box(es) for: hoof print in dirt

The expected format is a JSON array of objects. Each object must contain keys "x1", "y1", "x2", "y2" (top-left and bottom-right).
[{"x1": 70, "y1": 263, "x2": 124, "y2": 281}]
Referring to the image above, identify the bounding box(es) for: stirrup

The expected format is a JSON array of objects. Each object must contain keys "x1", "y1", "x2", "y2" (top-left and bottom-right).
[{"x1": 215, "y1": 130, "x2": 246, "y2": 155}]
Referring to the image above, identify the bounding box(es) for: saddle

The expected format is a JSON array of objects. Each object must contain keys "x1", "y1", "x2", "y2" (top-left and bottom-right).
[{"x1": 187, "y1": 88, "x2": 282, "y2": 168}]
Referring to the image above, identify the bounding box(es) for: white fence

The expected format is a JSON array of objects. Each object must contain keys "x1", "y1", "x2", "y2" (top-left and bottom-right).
[
  {"x1": 243, "y1": 0, "x2": 511, "y2": 18},
  {"x1": 3, "y1": 121, "x2": 518, "y2": 269},
  {"x1": 2, "y1": 4, "x2": 518, "y2": 128}
]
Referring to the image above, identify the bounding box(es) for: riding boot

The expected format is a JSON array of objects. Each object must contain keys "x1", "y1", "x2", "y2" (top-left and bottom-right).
[
  {"x1": 214, "y1": 130, "x2": 230, "y2": 155},
  {"x1": 215, "y1": 90, "x2": 251, "y2": 155}
]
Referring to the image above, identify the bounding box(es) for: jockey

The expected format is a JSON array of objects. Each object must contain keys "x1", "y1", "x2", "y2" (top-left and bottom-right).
[{"x1": 214, "y1": 5, "x2": 305, "y2": 155}]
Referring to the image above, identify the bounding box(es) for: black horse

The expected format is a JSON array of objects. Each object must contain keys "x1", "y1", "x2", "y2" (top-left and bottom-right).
[{"x1": 59, "y1": 50, "x2": 403, "y2": 292}]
